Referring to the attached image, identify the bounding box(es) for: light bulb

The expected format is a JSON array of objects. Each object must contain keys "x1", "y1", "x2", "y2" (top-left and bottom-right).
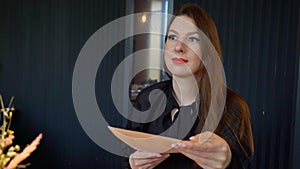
[{"x1": 141, "y1": 14, "x2": 147, "y2": 23}]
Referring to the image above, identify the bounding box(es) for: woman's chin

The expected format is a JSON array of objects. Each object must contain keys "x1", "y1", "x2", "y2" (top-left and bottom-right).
[{"x1": 170, "y1": 71, "x2": 195, "y2": 78}]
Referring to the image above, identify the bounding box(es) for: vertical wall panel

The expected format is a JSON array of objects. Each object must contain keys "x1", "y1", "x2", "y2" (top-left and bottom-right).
[
  {"x1": 293, "y1": 6, "x2": 300, "y2": 169},
  {"x1": 0, "y1": 0, "x2": 126, "y2": 168},
  {"x1": 0, "y1": 0, "x2": 299, "y2": 168},
  {"x1": 173, "y1": 0, "x2": 299, "y2": 168}
]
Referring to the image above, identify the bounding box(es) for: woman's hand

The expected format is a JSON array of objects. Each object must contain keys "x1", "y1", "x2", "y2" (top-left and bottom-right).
[
  {"x1": 172, "y1": 132, "x2": 231, "y2": 169},
  {"x1": 129, "y1": 151, "x2": 170, "y2": 169}
]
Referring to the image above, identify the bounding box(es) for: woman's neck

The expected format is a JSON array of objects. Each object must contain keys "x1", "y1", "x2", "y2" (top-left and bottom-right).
[{"x1": 172, "y1": 75, "x2": 198, "y2": 106}]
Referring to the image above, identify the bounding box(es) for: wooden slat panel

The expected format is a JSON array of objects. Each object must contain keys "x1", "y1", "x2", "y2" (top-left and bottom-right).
[{"x1": 173, "y1": 0, "x2": 299, "y2": 168}]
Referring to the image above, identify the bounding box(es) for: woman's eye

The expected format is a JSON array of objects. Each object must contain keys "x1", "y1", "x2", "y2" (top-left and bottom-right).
[
  {"x1": 167, "y1": 35, "x2": 177, "y2": 41},
  {"x1": 188, "y1": 37, "x2": 200, "y2": 42}
]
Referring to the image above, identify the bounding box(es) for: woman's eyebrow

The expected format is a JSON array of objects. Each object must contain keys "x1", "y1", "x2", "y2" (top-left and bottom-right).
[
  {"x1": 186, "y1": 32, "x2": 201, "y2": 36},
  {"x1": 168, "y1": 29, "x2": 178, "y2": 34},
  {"x1": 168, "y1": 29, "x2": 200, "y2": 36}
]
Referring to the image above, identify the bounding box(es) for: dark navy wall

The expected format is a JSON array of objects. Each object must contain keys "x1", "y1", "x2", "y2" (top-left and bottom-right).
[
  {"x1": 174, "y1": 0, "x2": 300, "y2": 168},
  {"x1": 0, "y1": 0, "x2": 299, "y2": 168},
  {"x1": 0, "y1": 0, "x2": 126, "y2": 168}
]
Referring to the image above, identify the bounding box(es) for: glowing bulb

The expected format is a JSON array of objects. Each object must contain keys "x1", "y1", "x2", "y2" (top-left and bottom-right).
[{"x1": 141, "y1": 14, "x2": 147, "y2": 23}]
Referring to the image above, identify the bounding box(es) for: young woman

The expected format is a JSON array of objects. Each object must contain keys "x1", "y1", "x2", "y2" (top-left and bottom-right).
[{"x1": 122, "y1": 4, "x2": 254, "y2": 169}]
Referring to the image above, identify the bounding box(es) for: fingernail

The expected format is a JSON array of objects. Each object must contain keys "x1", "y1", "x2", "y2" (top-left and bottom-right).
[
  {"x1": 171, "y1": 143, "x2": 179, "y2": 149},
  {"x1": 178, "y1": 143, "x2": 186, "y2": 147},
  {"x1": 189, "y1": 136, "x2": 195, "y2": 140}
]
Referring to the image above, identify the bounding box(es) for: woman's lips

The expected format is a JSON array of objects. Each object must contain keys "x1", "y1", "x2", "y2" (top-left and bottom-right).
[{"x1": 172, "y1": 58, "x2": 188, "y2": 64}]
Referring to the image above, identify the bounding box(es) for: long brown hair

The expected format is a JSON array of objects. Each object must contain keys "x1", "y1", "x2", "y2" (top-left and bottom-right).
[{"x1": 169, "y1": 3, "x2": 254, "y2": 166}]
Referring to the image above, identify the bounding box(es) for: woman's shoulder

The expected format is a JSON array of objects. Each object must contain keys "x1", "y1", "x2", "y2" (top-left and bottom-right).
[
  {"x1": 136, "y1": 80, "x2": 172, "y2": 98},
  {"x1": 224, "y1": 88, "x2": 254, "y2": 159},
  {"x1": 133, "y1": 80, "x2": 172, "y2": 110},
  {"x1": 225, "y1": 88, "x2": 249, "y2": 115},
  {"x1": 223, "y1": 88, "x2": 251, "y2": 128}
]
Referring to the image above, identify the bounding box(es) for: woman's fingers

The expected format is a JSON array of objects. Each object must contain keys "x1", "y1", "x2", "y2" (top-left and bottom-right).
[
  {"x1": 171, "y1": 132, "x2": 231, "y2": 169},
  {"x1": 134, "y1": 154, "x2": 169, "y2": 168},
  {"x1": 129, "y1": 151, "x2": 170, "y2": 169},
  {"x1": 178, "y1": 147, "x2": 227, "y2": 160},
  {"x1": 179, "y1": 149, "x2": 228, "y2": 168},
  {"x1": 178, "y1": 151, "x2": 221, "y2": 169},
  {"x1": 132, "y1": 151, "x2": 162, "y2": 159},
  {"x1": 134, "y1": 157, "x2": 161, "y2": 167}
]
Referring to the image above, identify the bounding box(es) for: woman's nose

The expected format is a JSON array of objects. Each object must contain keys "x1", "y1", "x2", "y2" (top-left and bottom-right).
[{"x1": 175, "y1": 40, "x2": 185, "y2": 53}]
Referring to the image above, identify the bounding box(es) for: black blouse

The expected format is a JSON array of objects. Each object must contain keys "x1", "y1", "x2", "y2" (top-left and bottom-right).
[{"x1": 121, "y1": 80, "x2": 249, "y2": 169}]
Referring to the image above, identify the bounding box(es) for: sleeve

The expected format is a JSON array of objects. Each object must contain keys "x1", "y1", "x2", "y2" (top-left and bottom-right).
[
  {"x1": 216, "y1": 90, "x2": 254, "y2": 168},
  {"x1": 226, "y1": 150, "x2": 244, "y2": 168},
  {"x1": 120, "y1": 81, "x2": 170, "y2": 168},
  {"x1": 119, "y1": 94, "x2": 148, "y2": 169}
]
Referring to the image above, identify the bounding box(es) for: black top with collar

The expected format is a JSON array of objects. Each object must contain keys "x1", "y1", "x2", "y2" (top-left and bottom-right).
[{"x1": 121, "y1": 80, "x2": 247, "y2": 169}]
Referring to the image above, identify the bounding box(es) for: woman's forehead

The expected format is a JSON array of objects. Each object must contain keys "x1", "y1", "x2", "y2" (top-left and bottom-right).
[{"x1": 169, "y1": 16, "x2": 198, "y2": 33}]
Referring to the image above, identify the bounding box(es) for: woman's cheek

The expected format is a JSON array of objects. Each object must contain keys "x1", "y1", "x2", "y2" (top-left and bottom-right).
[{"x1": 163, "y1": 52, "x2": 172, "y2": 69}]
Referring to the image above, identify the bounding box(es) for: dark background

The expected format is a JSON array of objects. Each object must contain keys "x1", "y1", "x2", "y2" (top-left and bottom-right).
[{"x1": 0, "y1": 0, "x2": 299, "y2": 168}]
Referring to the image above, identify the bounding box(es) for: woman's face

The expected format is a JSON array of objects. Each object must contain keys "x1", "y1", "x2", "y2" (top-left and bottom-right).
[{"x1": 164, "y1": 16, "x2": 202, "y2": 78}]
